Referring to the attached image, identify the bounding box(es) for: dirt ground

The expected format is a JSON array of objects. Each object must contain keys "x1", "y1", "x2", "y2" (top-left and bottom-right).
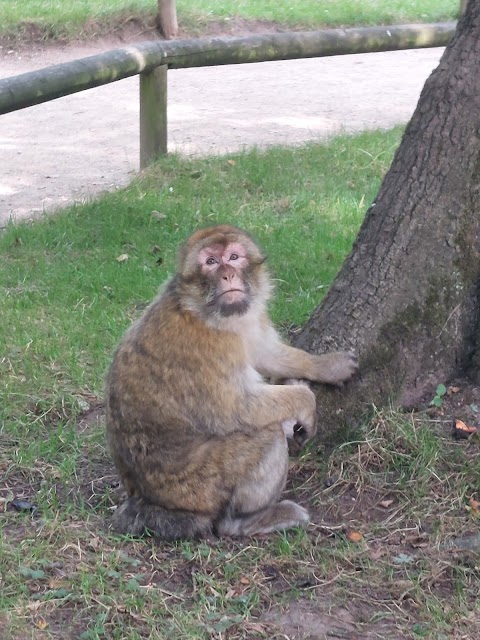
[{"x1": 0, "y1": 40, "x2": 443, "y2": 225}]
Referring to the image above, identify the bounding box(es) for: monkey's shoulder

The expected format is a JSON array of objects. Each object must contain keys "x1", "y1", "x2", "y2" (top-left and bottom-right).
[{"x1": 118, "y1": 288, "x2": 246, "y2": 364}]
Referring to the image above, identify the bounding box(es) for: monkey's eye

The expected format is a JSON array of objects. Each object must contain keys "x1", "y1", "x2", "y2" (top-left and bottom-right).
[
  {"x1": 229, "y1": 253, "x2": 239, "y2": 261},
  {"x1": 206, "y1": 256, "x2": 217, "y2": 265}
]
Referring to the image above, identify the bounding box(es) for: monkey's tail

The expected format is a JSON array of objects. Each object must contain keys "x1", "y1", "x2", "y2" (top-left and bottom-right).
[{"x1": 111, "y1": 496, "x2": 212, "y2": 541}]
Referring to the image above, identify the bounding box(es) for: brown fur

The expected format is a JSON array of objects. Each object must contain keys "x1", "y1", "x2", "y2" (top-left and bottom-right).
[{"x1": 105, "y1": 225, "x2": 357, "y2": 540}]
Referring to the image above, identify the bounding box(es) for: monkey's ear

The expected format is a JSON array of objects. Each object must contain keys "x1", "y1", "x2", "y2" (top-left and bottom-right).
[{"x1": 247, "y1": 249, "x2": 267, "y2": 266}]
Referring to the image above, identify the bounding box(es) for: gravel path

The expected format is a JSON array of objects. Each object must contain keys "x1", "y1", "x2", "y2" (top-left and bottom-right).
[{"x1": 0, "y1": 42, "x2": 443, "y2": 224}]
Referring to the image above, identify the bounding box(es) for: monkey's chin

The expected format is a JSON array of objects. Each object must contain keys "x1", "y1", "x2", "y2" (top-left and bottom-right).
[{"x1": 218, "y1": 299, "x2": 250, "y2": 317}]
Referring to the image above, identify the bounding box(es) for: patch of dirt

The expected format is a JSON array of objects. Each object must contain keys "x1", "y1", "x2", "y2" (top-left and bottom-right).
[
  {"x1": 0, "y1": 15, "x2": 304, "y2": 52},
  {"x1": 263, "y1": 600, "x2": 403, "y2": 640},
  {"x1": 2, "y1": 392, "x2": 479, "y2": 639},
  {"x1": 426, "y1": 377, "x2": 480, "y2": 428}
]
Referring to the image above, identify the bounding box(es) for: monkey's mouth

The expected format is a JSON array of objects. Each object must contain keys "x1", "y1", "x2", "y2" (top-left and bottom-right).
[
  {"x1": 219, "y1": 288, "x2": 245, "y2": 296},
  {"x1": 218, "y1": 288, "x2": 246, "y2": 302},
  {"x1": 217, "y1": 289, "x2": 250, "y2": 317}
]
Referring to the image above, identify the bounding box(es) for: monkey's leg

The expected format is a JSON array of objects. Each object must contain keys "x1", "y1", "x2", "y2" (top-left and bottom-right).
[
  {"x1": 111, "y1": 496, "x2": 213, "y2": 540},
  {"x1": 215, "y1": 428, "x2": 309, "y2": 537},
  {"x1": 217, "y1": 500, "x2": 310, "y2": 537}
]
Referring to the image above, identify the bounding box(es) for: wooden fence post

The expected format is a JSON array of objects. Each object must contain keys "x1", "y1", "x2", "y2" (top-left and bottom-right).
[
  {"x1": 157, "y1": 0, "x2": 178, "y2": 40},
  {"x1": 139, "y1": 64, "x2": 167, "y2": 169}
]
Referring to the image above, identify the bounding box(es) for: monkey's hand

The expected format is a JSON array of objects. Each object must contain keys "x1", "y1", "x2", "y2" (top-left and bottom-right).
[
  {"x1": 283, "y1": 385, "x2": 317, "y2": 448},
  {"x1": 312, "y1": 351, "x2": 358, "y2": 386},
  {"x1": 282, "y1": 418, "x2": 311, "y2": 454}
]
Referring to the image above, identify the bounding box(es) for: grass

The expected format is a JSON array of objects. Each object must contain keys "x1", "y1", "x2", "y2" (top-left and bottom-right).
[
  {"x1": 0, "y1": 0, "x2": 460, "y2": 44},
  {"x1": 1, "y1": 129, "x2": 479, "y2": 638}
]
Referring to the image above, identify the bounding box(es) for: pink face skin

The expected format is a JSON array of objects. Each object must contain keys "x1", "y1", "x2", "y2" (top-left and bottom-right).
[{"x1": 198, "y1": 242, "x2": 249, "y2": 305}]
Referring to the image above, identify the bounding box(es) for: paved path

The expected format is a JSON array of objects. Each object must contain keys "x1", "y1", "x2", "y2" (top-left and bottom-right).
[{"x1": 0, "y1": 43, "x2": 444, "y2": 224}]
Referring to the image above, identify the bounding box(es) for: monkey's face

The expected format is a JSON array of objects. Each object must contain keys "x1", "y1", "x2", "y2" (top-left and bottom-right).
[
  {"x1": 178, "y1": 226, "x2": 270, "y2": 321},
  {"x1": 199, "y1": 241, "x2": 252, "y2": 317}
]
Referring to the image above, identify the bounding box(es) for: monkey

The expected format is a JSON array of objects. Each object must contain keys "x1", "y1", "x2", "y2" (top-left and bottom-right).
[{"x1": 105, "y1": 224, "x2": 357, "y2": 540}]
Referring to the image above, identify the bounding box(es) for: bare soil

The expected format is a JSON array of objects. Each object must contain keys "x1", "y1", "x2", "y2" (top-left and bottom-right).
[{"x1": 0, "y1": 34, "x2": 443, "y2": 225}]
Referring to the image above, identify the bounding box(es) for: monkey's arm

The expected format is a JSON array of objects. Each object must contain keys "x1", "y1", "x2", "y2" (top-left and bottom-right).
[
  {"x1": 253, "y1": 326, "x2": 357, "y2": 385},
  {"x1": 240, "y1": 382, "x2": 317, "y2": 442}
]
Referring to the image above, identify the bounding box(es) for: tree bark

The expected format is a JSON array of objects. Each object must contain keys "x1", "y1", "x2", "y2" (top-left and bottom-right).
[
  {"x1": 157, "y1": 0, "x2": 178, "y2": 40},
  {"x1": 294, "y1": 1, "x2": 480, "y2": 432}
]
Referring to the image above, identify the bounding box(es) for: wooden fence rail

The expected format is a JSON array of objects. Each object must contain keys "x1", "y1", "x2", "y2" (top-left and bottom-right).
[{"x1": 0, "y1": 23, "x2": 456, "y2": 168}]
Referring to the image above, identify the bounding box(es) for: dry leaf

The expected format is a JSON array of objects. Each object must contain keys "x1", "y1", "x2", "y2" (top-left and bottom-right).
[
  {"x1": 379, "y1": 499, "x2": 394, "y2": 509},
  {"x1": 240, "y1": 576, "x2": 250, "y2": 585},
  {"x1": 449, "y1": 386, "x2": 461, "y2": 394},
  {"x1": 116, "y1": 253, "x2": 129, "y2": 263},
  {"x1": 346, "y1": 530, "x2": 363, "y2": 543},
  {"x1": 453, "y1": 419, "x2": 477, "y2": 439},
  {"x1": 35, "y1": 618, "x2": 48, "y2": 630},
  {"x1": 227, "y1": 159, "x2": 236, "y2": 166},
  {"x1": 48, "y1": 578, "x2": 67, "y2": 589},
  {"x1": 87, "y1": 536, "x2": 100, "y2": 550},
  {"x1": 469, "y1": 496, "x2": 479, "y2": 513},
  {"x1": 406, "y1": 534, "x2": 429, "y2": 548}
]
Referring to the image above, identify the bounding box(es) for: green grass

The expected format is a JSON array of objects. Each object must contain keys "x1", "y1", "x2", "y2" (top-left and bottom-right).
[
  {"x1": 1, "y1": 129, "x2": 479, "y2": 639},
  {"x1": 0, "y1": 0, "x2": 459, "y2": 43},
  {"x1": 2, "y1": 128, "x2": 396, "y2": 415}
]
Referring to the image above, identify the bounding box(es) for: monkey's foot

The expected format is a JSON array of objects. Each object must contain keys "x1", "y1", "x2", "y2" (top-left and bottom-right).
[{"x1": 217, "y1": 500, "x2": 310, "y2": 537}]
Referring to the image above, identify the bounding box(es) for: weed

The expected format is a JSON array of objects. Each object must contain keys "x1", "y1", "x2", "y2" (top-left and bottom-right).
[{"x1": 431, "y1": 383, "x2": 447, "y2": 408}]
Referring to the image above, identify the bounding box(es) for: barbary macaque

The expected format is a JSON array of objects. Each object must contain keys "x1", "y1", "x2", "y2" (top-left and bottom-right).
[{"x1": 105, "y1": 225, "x2": 357, "y2": 539}]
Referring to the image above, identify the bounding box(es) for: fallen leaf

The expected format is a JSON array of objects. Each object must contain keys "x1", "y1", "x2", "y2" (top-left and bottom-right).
[
  {"x1": 406, "y1": 534, "x2": 429, "y2": 548},
  {"x1": 453, "y1": 419, "x2": 477, "y2": 439},
  {"x1": 87, "y1": 536, "x2": 100, "y2": 550},
  {"x1": 448, "y1": 386, "x2": 461, "y2": 394},
  {"x1": 35, "y1": 618, "x2": 48, "y2": 630},
  {"x1": 346, "y1": 530, "x2": 363, "y2": 543},
  {"x1": 239, "y1": 576, "x2": 250, "y2": 585},
  {"x1": 227, "y1": 159, "x2": 236, "y2": 166},
  {"x1": 48, "y1": 578, "x2": 67, "y2": 589},
  {"x1": 469, "y1": 496, "x2": 479, "y2": 513},
  {"x1": 116, "y1": 253, "x2": 129, "y2": 263},
  {"x1": 379, "y1": 499, "x2": 394, "y2": 509}
]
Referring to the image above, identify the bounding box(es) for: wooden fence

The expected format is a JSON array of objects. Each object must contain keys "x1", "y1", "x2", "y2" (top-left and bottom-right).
[{"x1": 0, "y1": 23, "x2": 455, "y2": 168}]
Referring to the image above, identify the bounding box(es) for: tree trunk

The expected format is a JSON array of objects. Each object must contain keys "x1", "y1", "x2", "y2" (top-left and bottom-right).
[
  {"x1": 294, "y1": 1, "x2": 480, "y2": 432},
  {"x1": 157, "y1": 0, "x2": 178, "y2": 40}
]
